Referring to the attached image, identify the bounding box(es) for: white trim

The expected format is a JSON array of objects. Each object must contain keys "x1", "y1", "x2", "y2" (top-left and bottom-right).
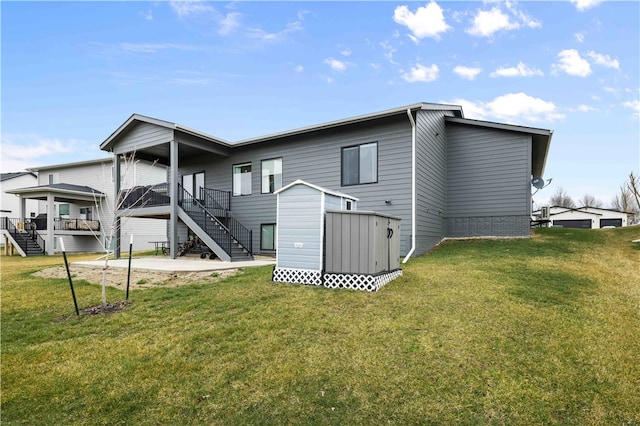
[
  {"x1": 274, "y1": 179, "x2": 359, "y2": 201},
  {"x1": 403, "y1": 108, "x2": 416, "y2": 263},
  {"x1": 319, "y1": 191, "x2": 326, "y2": 271},
  {"x1": 275, "y1": 192, "x2": 281, "y2": 268}
]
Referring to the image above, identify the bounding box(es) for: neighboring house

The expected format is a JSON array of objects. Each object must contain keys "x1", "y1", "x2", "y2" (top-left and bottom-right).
[
  {"x1": 538, "y1": 206, "x2": 630, "y2": 228},
  {"x1": 1, "y1": 172, "x2": 38, "y2": 218},
  {"x1": 2, "y1": 158, "x2": 168, "y2": 256},
  {"x1": 99, "y1": 102, "x2": 552, "y2": 262}
]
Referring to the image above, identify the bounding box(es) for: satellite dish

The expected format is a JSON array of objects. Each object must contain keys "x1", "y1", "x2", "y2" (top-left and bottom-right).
[{"x1": 531, "y1": 177, "x2": 545, "y2": 189}]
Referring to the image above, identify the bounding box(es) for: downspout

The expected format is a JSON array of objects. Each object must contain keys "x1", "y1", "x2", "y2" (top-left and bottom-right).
[{"x1": 403, "y1": 108, "x2": 416, "y2": 263}]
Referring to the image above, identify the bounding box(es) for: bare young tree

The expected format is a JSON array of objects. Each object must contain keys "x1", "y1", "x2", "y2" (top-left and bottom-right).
[
  {"x1": 89, "y1": 152, "x2": 160, "y2": 306},
  {"x1": 610, "y1": 186, "x2": 633, "y2": 212},
  {"x1": 626, "y1": 171, "x2": 640, "y2": 211},
  {"x1": 579, "y1": 194, "x2": 603, "y2": 208},
  {"x1": 549, "y1": 186, "x2": 576, "y2": 208}
]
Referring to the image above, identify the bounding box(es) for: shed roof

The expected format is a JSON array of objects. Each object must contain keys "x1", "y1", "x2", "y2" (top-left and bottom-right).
[{"x1": 275, "y1": 179, "x2": 359, "y2": 201}]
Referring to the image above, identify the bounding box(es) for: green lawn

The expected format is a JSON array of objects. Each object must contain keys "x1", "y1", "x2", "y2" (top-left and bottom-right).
[{"x1": 2, "y1": 227, "x2": 639, "y2": 425}]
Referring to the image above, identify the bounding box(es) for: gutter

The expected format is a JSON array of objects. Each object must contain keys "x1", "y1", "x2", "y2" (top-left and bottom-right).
[{"x1": 403, "y1": 108, "x2": 416, "y2": 264}]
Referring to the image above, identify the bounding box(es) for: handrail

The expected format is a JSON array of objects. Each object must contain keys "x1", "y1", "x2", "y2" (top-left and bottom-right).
[
  {"x1": 201, "y1": 187, "x2": 231, "y2": 214},
  {"x1": 0, "y1": 217, "x2": 45, "y2": 254},
  {"x1": 53, "y1": 217, "x2": 101, "y2": 231},
  {"x1": 179, "y1": 184, "x2": 252, "y2": 257}
]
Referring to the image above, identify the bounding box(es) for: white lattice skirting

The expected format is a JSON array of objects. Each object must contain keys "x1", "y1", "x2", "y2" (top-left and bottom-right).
[
  {"x1": 272, "y1": 268, "x2": 323, "y2": 286},
  {"x1": 324, "y1": 269, "x2": 403, "y2": 292},
  {"x1": 273, "y1": 268, "x2": 402, "y2": 292}
]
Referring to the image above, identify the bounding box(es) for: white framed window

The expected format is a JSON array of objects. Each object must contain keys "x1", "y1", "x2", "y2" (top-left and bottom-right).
[
  {"x1": 58, "y1": 204, "x2": 70, "y2": 219},
  {"x1": 261, "y1": 158, "x2": 282, "y2": 194},
  {"x1": 341, "y1": 142, "x2": 377, "y2": 186},
  {"x1": 233, "y1": 163, "x2": 252, "y2": 196}
]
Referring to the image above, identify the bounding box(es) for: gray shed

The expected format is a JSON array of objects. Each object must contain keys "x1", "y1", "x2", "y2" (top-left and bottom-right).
[
  {"x1": 273, "y1": 180, "x2": 403, "y2": 292},
  {"x1": 273, "y1": 179, "x2": 357, "y2": 286}
]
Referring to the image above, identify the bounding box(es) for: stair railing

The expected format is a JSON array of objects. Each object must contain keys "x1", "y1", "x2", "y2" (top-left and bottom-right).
[{"x1": 179, "y1": 184, "x2": 252, "y2": 257}]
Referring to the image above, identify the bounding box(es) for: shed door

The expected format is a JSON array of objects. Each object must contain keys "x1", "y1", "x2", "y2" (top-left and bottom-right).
[
  {"x1": 600, "y1": 218, "x2": 622, "y2": 228},
  {"x1": 552, "y1": 219, "x2": 592, "y2": 229}
]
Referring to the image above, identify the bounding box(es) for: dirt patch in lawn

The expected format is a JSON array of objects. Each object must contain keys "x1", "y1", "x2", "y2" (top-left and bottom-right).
[{"x1": 34, "y1": 264, "x2": 238, "y2": 290}]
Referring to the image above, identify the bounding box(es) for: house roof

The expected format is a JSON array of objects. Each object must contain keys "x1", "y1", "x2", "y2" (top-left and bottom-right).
[
  {"x1": 26, "y1": 157, "x2": 113, "y2": 172},
  {"x1": 0, "y1": 172, "x2": 36, "y2": 182},
  {"x1": 100, "y1": 113, "x2": 232, "y2": 153},
  {"x1": 101, "y1": 103, "x2": 464, "y2": 153},
  {"x1": 445, "y1": 116, "x2": 553, "y2": 178},
  {"x1": 6, "y1": 183, "x2": 106, "y2": 203},
  {"x1": 234, "y1": 102, "x2": 463, "y2": 146},
  {"x1": 275, "y1": 179, "x2": 359, "y2": 201},
  {"x1": 549, "y1": 205, "x2": 630, "y2": 215}
]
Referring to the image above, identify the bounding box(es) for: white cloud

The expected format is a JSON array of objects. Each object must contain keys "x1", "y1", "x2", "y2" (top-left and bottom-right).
[
  {"x1": 577, "y1": 104, "x2": 596, "y2": 112},
  {"x1": 246, "y1": 21, "x2": 302, "y2": 42},
  {"x1": 117, "y1": 43, "x2": 197, "y2": 54},
  {"x1": 139, "y1": 9, "x2": 153, "y2": 21},
  {"x1": 623, "y1": 100, "x2": 640, "y2": 119},
  {"x1": 490, "y1": 62, "x2": 544, "y2": 78},
  {"x1": 218, "y1": 12, "x2": 242, "y2": 35},
  {"x1": 402, "y1": 63, "x2": 439, "y2": 83},
  {"x1": 586, "y1": 51, "x2": 620, "y2": 70},
  {"x1": 293, "y1": 65, "x2": 304, "y2": 73},
  {"x1": 341, "y1": 49, "x2": 352, "y2": 57},
  {"x1": 553, "y1": 49, "x2": 592, "y2": 77},
  {"x1": 574, "y1": 31, "x2": 586, "y2": 43},
  {"x1": 393, "y1": 1, "x2": 451, "y2": 40},
  {"x1": 453, "y1": 66, "x2": 482, "y2": 80},
  {"x1": 570, "y1": 0, "x2": 602, "y2": 11},
  {"x1": 325, "y1": 57, "x2": 348, "y2": 73},
  {"x1": 467, "y1": 3, "x2": 541, "y2": 37},
  {"x1": 380, "y1": 41, "x2": 398, "y2": 65},
  {"x1": 467, "y1": 7, "x2": 519, "y2": 37},
  {"x1": 0, "y1": 135, "x2": 94, "y2": 172},
  {"x1": 447, "y1": 92, "x2": 565, "y2": 123},
  {"x1": 170, "y1": 0, "x2": 214, "y2": 19}
]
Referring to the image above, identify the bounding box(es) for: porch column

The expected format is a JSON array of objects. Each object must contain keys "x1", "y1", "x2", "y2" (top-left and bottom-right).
[
  {"x1": 169, "y1": 139, "x2": 179, "y2": 259},
  {"x1": 18, "y1": 195, "x2": 25, "y2": 222},
  {"x1": 114, "y1": 155, "x2": 121, "y2": 258},
  {"x1": 46, "y1": 193, "x2": 55, "y2": 255}
]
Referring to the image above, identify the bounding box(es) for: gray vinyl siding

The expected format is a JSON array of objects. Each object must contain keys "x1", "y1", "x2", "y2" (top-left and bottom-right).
[
  {"x1": 414, "y1": 110, "x2": 454, "y2": 255},
  {"x1": 180, "y1": 116, "x2": 413, "y2": 256},
  {"x1": 446, "y1": 123, "x2": 532, "y2": 237},
  {"x1": 112, "y1": 122, "x2": 173, "y2": 155},
  {"x1": 276, "y1": 185, "x2": 323, "y2": 270}
]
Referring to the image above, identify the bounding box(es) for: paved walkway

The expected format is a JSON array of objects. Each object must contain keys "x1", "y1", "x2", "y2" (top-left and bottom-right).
[{"x1": 73, "y1": 257, "x2": 276, "y2": 273}]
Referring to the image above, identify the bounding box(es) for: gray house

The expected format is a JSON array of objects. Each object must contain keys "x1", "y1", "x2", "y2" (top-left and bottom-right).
[{"x1": 99, "y1": 102, "x2": 552, "y2": 262}]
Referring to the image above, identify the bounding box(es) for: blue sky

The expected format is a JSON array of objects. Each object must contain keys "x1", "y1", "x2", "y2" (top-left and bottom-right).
[{"x1": 2, "y1": 0, "x2": 638, "y2": 207}]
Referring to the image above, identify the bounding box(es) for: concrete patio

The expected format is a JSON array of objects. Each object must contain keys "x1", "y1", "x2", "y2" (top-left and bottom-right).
[{"x1": 73, "y1": 257, "x2": 276, "y2": 273}]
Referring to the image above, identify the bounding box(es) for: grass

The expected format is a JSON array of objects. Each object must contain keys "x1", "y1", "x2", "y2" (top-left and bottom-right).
[{"x1": 1, "y1": 227, "x2": 639, "y2": 424}]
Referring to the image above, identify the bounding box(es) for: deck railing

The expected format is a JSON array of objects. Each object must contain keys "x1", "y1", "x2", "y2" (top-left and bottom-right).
[
  {"x1": 54, "y1": 218, "x2": 101, "y2": 231},
  {"x1": 119, "y1": 183, "x2": 170, "y2": 209}
]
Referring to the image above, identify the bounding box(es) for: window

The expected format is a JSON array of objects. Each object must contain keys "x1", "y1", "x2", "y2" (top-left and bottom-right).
[
  {"x1": 80, "y1": 207, "x2": 92, "y2": 220},
  {"x1": 58, "y1": 204, "x2": 70, "y2": 219},
  {"x1": 182, "y1": 172, "x2": 205, "y2": 200},
  {"x1": 233, "y1": 163, "x2": 252, "y2": 196},
  {"x1": 261, "y1": 158, "x2": 282, "y2": 194},
  {"x1": 261, "y1": 224, "x2": 276, "y2": 251},
  {"x1": 341, "y1": 142, "x2": 377, "y2": 186}
]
